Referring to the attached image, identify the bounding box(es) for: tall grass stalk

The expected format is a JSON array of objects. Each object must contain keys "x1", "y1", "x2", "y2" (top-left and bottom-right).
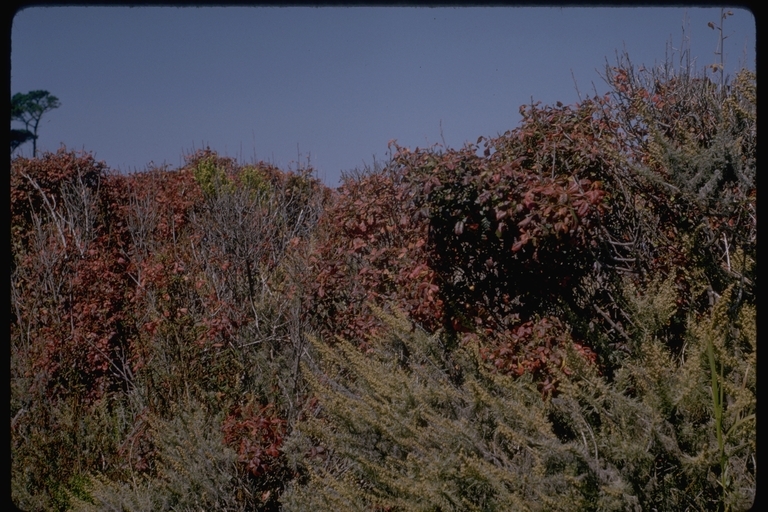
[{"x1": 706, "y1": 331, "x2": 728, "y2": 508}]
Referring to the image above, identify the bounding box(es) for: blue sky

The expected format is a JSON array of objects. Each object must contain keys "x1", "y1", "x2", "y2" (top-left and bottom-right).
[{"x1": 11, "y1": 6, "x2": 755, "y2": 186}]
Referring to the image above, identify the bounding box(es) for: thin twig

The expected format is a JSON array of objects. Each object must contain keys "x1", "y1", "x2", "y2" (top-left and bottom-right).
[{"x1": 593, "y1": 304, "x2": 632, "y2": 343}]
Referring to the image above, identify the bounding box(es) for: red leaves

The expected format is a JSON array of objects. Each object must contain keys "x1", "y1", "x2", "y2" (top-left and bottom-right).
[
  {"x1": 377, "y1": 105, "x2": 618, "y2": 386},
  {"x1": 307, "y1": 167, "x2": 442, "y2": 344},
  {"x1": 517, "y1": 215, "x2": 534, "y2": 229},
  {"x1": 10, "y1": 151, "x2": 142, "y2": 401},
  {"x1": 522, "y1": 192, "x2": 536, "y2": 210},
  {"x1": 352, "y1": 237, "x2": 367, "y2": 251},
  {"x1": 478, "y1": 316, "x2": 594, "y2": 391},
  {"x1": 222, "y1": 401, "x2": 286, "y2": 477},
  {"x1": 12, "y1": 147, "x2": 326, "y2": 405},
  {"x1": 582, "y1": 187, "x2": 604, "y2": 204}
]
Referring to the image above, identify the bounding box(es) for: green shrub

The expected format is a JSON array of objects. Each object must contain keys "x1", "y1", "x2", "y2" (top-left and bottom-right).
[
  {"x1": 70, "y1": 400, "x2": 254, "y2": 512},
  {"x1": 283, "y1": 307, "x2": 611, "y2": 510},
  {"x1": 11, "y1": 394, "x2": 133, "y2": 511},
  {"x1": 284, "y1": 292, "x2": 755, "y2": 510},
  {"x1": 192, "y1": 153, "x2": 233, "y2": 198}
]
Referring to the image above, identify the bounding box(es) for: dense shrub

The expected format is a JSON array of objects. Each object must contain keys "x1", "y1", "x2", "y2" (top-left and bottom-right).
[
  {"x1": 284, "y1": 285, "x2": 754, "y2": 510},
  {"x1": 11, "y1": 43, "x2": 755, "y2": 510},
  {"x1": 291, "y1": 52, "x2": 755, "y2": 510},
  {"x1": 11, "y1": 148, "x2": 327, "y2": 510},
  {"x1": 308, "y1": 161, "x2": 441, "y2": 347},
  {"x1": 70, "y1": 400, "x2": 252, "y2": 512},
  {"x1": 11, "y1": 149, "x2": 135, "y2": 402},
  {"x1": 308, "y1": 105, "x2": 611, "y2": 386}
]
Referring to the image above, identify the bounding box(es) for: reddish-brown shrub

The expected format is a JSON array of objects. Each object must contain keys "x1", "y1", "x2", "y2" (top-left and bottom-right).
[
  {"x1": 308, "y1": 164, "x2": 441, "y2": 350},
  {"x1": 222, "y1": 401, "x2": 286, "y2": 478},
  {"x1": 11, "y1": 149, "x2": 138, "y2": 401}
]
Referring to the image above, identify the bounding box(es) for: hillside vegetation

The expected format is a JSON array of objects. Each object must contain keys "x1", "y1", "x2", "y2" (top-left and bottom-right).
[{"x1": 11, "y1": 53, "x2": 755, "y2": 511}]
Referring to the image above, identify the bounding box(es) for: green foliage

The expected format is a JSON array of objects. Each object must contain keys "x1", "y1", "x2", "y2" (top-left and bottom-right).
[
  {"x1": 11, "y1": 127, "x2": 35, "y2": 152},
  {"x1": 191, "y1": 150, "x2": 274, "y2": 201},
  {"x1": 284, "y1": 307, "x2": 582, "y2": 511},
  {"x1": 287, "y1": 286, "x2": 755, "y2": 510},
  {"x1": 192, "y1": 153, "x2": 234, "y2": 198},
  {"x1": 612, "y1": 278, "x2": 755, "y2": 510},
  {"x1": 699, "y1": 286, "x2": 755, "y2": 510},
  {"x1": 284, "y1": 307, "x2": 625, "y2": 510},
  {"x1": 241, "y1": 165, "x2": 273, "y2": 197},
  {"x1": 11, "y1": 394, "x2": 133, "y2": 511},
  {"x1": 622, "y1": 274, "x2": 679, "y2": 345},
  {"x1": 601, "y1": 56, "x2": 756, "y2": 304},
  {"x1": 69, "y1": 400, "x2": 252, "y2": 512}
]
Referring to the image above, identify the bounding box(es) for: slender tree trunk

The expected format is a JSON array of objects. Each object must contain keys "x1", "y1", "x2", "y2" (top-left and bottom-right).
[{"x1": 32, "y1": 118, "x2": 41, "y2": 158}]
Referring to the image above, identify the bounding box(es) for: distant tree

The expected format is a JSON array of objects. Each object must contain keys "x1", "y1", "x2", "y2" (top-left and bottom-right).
[
  {"x1": 10, "y1": 128, "x2": 35, "y2": 153},
  {"x1": 11, "y1": 90, "x2": 60, "y2": 157}
]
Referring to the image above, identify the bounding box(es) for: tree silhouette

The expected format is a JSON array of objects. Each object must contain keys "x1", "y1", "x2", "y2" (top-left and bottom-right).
[
  {"x1": 10, "y1": 128, "x2": 35, "y2": 153},
  {"x1": 11, "y1": 90, "x2": 60, "y2": 157}
]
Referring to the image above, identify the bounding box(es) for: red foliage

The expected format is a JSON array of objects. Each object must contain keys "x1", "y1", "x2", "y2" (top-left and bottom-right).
[
  {"x1": 12, "y1": 150, "x2": 136, "y2": 401},
  {"x1": 222, "y1": 402, "x2": 286, "y2": 477},
  {"x1": 473, "y1": 316, "x2": 596, "y2": 395},
  {"x1": 306, "y1": 112, "x2": 607, "y2": 385},
  {"x1": 11, "y1": 146, "x2": 325, "y2": 407},
  {"x1": 11, "y1": 148, "x2": 105, "y2": 246},
  {"x1": 308, "y1": 168, "x2": 442, "y2": 348}
]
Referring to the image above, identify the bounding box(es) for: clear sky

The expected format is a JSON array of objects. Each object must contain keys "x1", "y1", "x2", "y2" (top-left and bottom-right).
[{"x1": 11, "y1": 6, "x2": 755, "y2": 187}]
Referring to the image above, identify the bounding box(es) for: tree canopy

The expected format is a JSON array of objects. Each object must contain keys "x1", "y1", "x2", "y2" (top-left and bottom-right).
[{"x1": 11, "y1": 90, "x2": 60, "y2": 157}]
